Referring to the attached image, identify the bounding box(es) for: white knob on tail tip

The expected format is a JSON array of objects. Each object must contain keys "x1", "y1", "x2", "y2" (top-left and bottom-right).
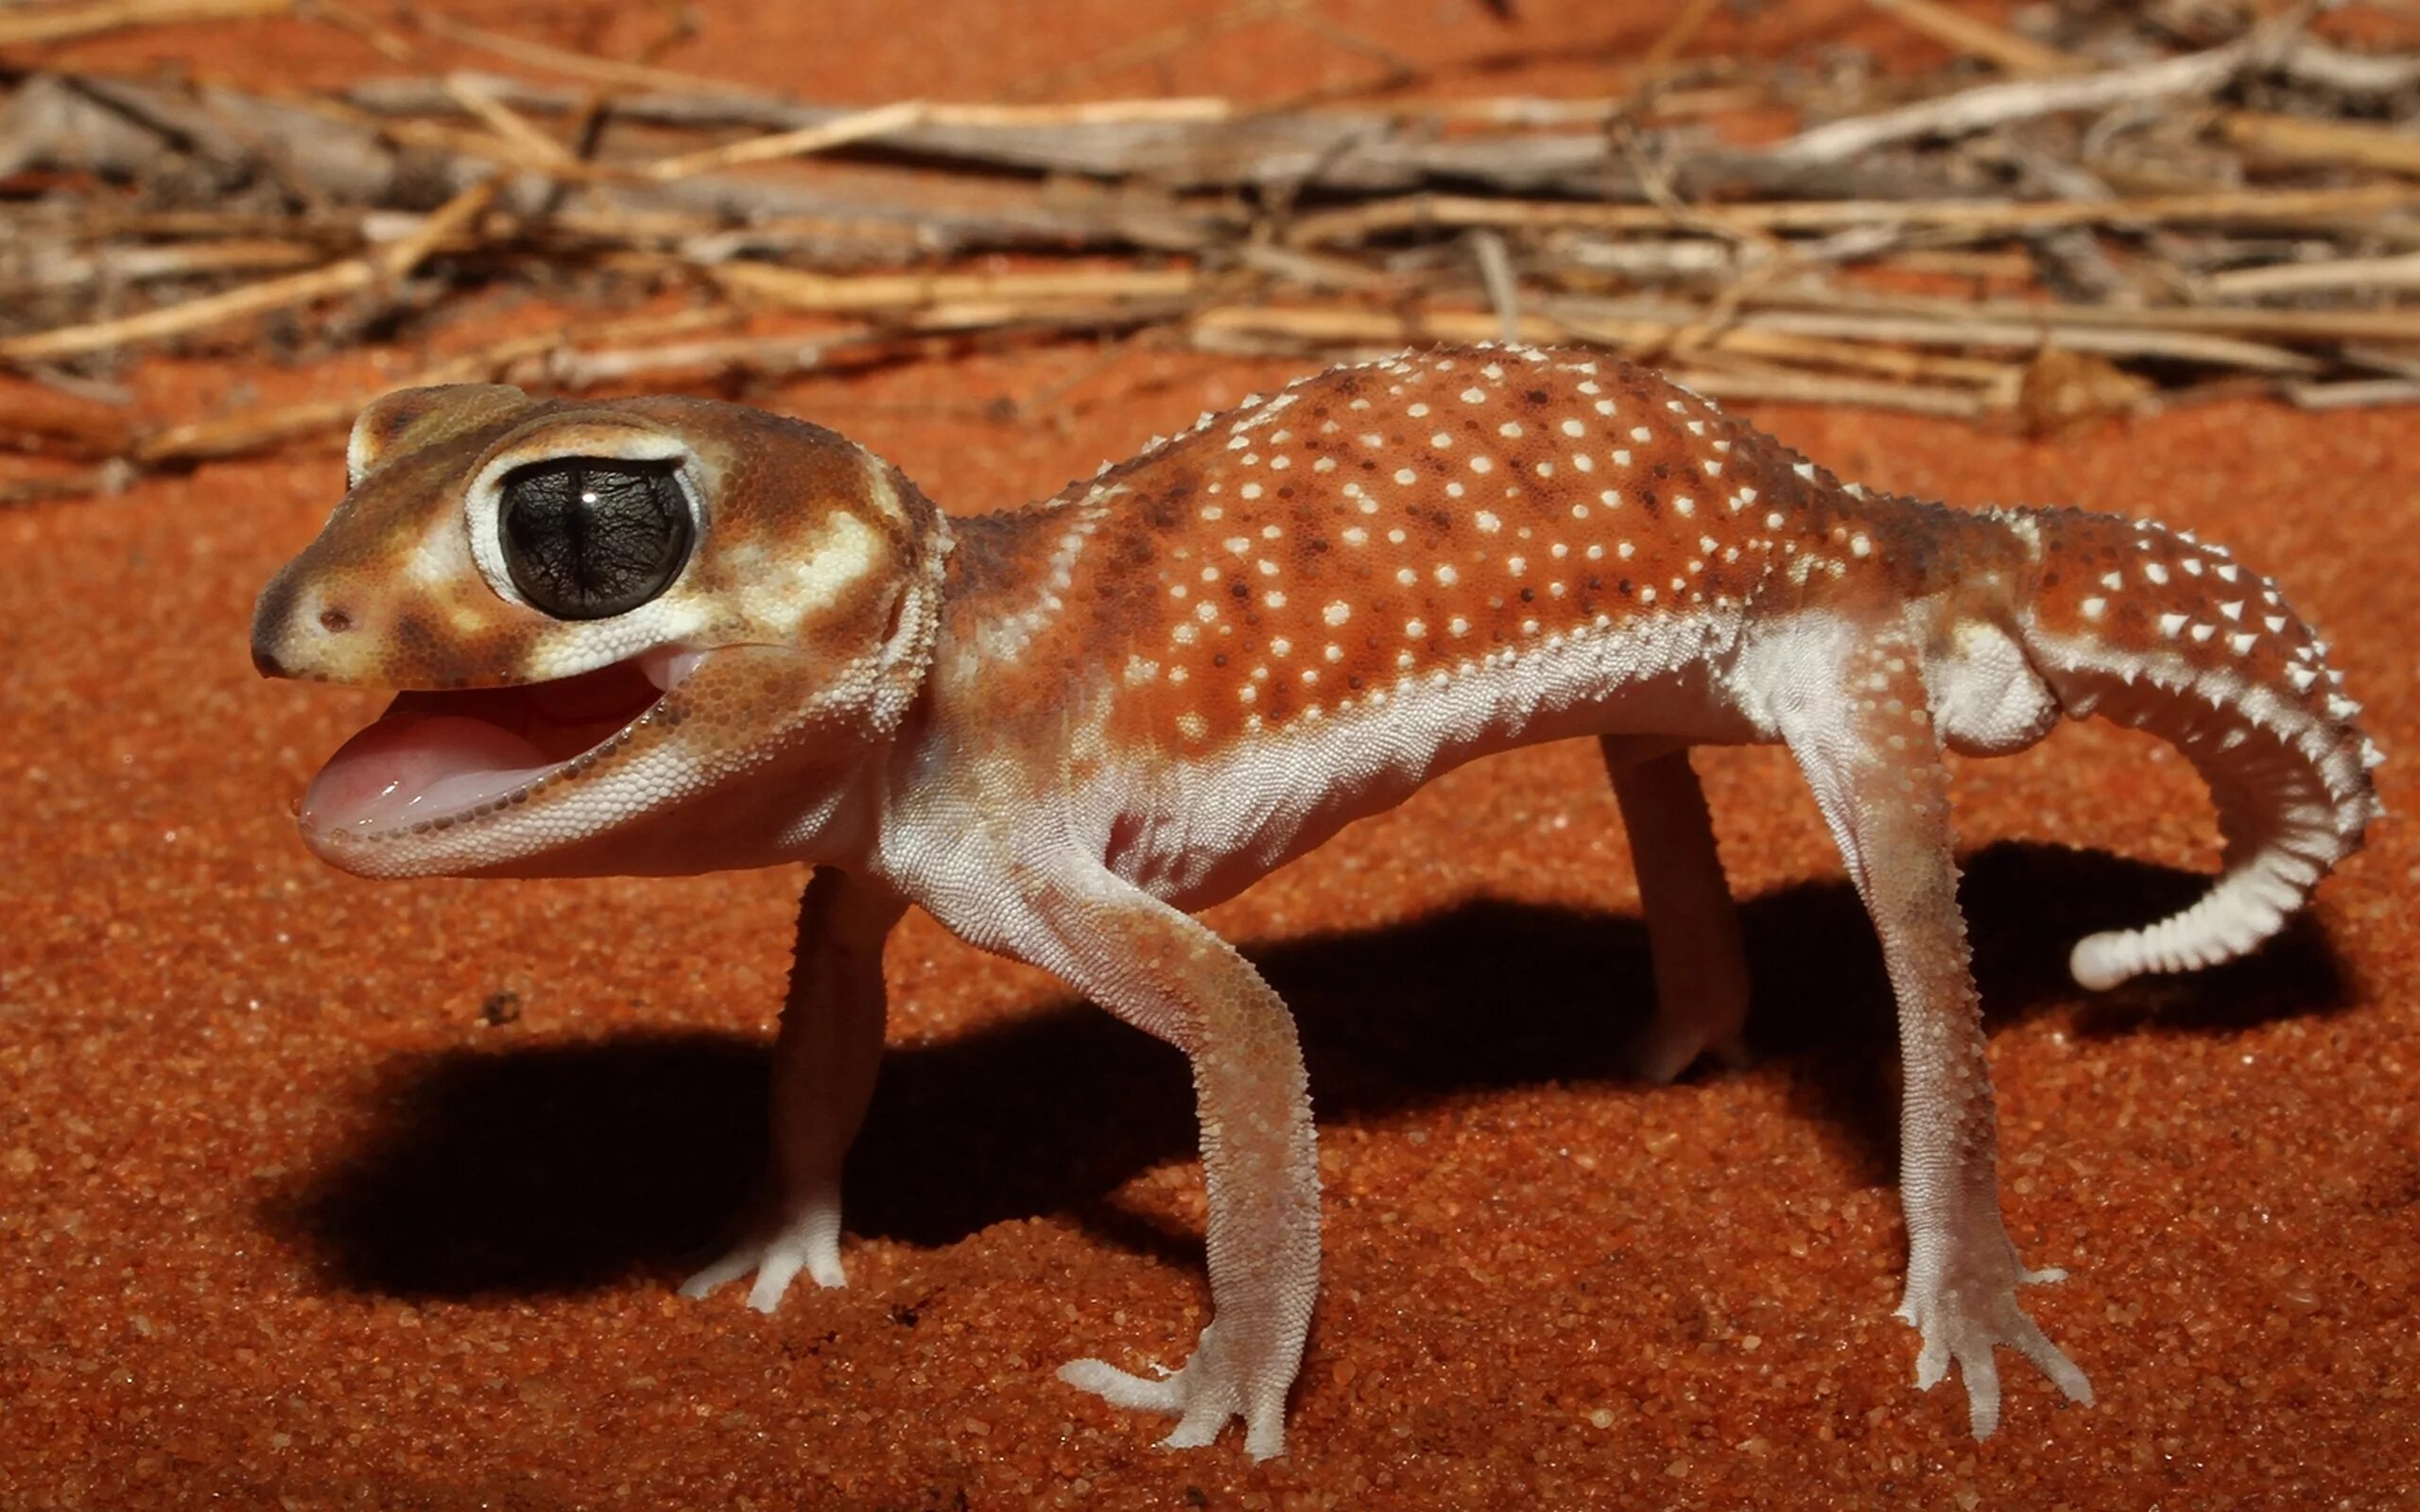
[{"x1": 2068, "y1": 933, "x2": 2135, "y2": 992}]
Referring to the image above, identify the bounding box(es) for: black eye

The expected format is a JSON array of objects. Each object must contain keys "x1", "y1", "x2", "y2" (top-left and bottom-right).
[{"x1": 497, "y1": 457, "x2": 693, "y2": 620}]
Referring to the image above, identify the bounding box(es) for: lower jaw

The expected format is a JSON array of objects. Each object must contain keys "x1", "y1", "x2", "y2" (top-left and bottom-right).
[{"x1": 299, "y1": 647, "x2": 700, "y2": 842}]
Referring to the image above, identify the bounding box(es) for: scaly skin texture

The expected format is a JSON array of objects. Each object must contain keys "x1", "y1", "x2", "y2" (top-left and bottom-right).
[{"x1": 252, "y1": 346, "x2": 2379, "y2": 1459}]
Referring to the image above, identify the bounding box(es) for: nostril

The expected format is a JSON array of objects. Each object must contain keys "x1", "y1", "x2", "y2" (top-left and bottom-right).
[{"x1": 319, "y1": 607, "x2": 354, "y2": 634}]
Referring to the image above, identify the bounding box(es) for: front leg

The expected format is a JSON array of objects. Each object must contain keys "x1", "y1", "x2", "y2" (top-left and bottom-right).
[
  {"x1": 976, "y1": 857, "x2": 1320, "y2": 1461},
  {"x1": 683, "y1": 865, "x2": 906, "y2": 1309},
  {"x1": 1765, "y1": 614, "x2": 2092, "y2": 1437}
]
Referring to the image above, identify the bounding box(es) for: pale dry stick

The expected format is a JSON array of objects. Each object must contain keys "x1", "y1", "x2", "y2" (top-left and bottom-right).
[
  {"x1": 0, "y1": 0, "x2": 285, "y2": 47},
  {"x1": 0, "y1": 260, "x2": 376, "y2": 364},
  {"x1": 1545, "y1": 306, "x2": 2022, "y2": 387},
  {"x1": 706, "y1": 262, "x2": 1203, "y2": 314},
  {"x1": 638, "y1": 101, "x2": 932, "y2": 182},
  {"x1": 2271, "y1": 37, "x2": 2420, "y2": 95},
  {"x1": 1760, "y1": 286, "x2": 2420, "y2": 344},
  {"x1": 1765, "y1": 38, "x2": 2254, "y2": 166},
  {"x1": 0, "y1": 177, "x2": 497, "y2": 365},
  {"x1": 1863, "y1": 0, "x2": 2083, "y2": 77},
  {"x1": 2200, "y1": 251, "x2": 2420, "y2": 299},
  {"x1": 129, "y1": 390, "x2": 368, "y2": 464},
  {"x1": 1639, "y1": 303, "x2": 2322, "y2": 371},
  {"x1": 896, "y1": 99, "x2": 1236, "y2": 127},
  {"x1": 637, "y1": 97, "x2": 1244, "y2": 182},
  {"x1": 356, "y1": 112, "x2": 621, "y2": 183},
  {"x1": 443, "y1": 72, "x2": 579, "y2": 168},
  {"x1": 873, "y1": 296, "x2": 1201, "y2": 337},
  {"x1": 1186, "y1": 303, "x2": 2024, "y2": 386},
  {"x1": 1284, "y1": 184, "x2": 2420, "y2": 244},
  {"x1": 26, "y1": 209, "x2": 354, "y2": 241},
  {"x1": 21, "y1": 238, "x2": 325, "y2": 290},
  {"x1": 1660, "y1": 365, "x2": 1996, "y2": 418},
  {"x1": 2221, "y1": 112, "x2": 2420, "y2": 179},
  {"x1": 1887, "y1": 249, "x2": 2038, "y2": 280},
  {"x1": 1180, "y1": 314, "x2": 1996, "y2": 417},
  {"x1": 1233, "y1": 242, "x2": 1397, "y2": 292},
  {"x1": 369, "y1": 176, "x2": 501, "y2": 278},
  {"x1": 0, "y1": 465, "x2": 133, "y2": 508},
  {"x1": 1469, "y1": 229, "x2": 1522, "y2": 344},
  {"x1": 1190, "y1": 296, "x2": 2316, "y2": 374},
  {"x1": 534, "y1": 299, "x2": 1185, "y2": 388},
  {"x1": 2285, "y1": 377, "x2": 2420, "y2": 409},
  {"x1": 527, "y1": 328, "x2": 881, "y2": 389}
]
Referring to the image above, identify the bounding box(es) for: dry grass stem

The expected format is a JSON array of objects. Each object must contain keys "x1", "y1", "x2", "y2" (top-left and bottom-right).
[
  {"x1": 1284, "y1": 185, "x2": 2420, "y2": 245},
  {"x1": 709, "y1": 265, "x2": 1204, "y2": 314},
  {"x1": 2287, "y1": 378, "x2": 2420, "y2": 409},
  {"x1": 639, "y1": 100, "x2": 934, "y2": 181},
  {"x1": 2200, "y1": 252, "x2": 2420, "y2": 299},
  {"x1": 2220, "y1": 112, "x2": 2420, "y2": 178},
  {"x1": 1765, "y1": 40, "x2": 2255, "y2": 164},
  {"x1": 0, "y1": 261, "x2": 379, "y2": 363},
  {"x1": 0, "y1": 0, "x2": 285, "y2": 47}
]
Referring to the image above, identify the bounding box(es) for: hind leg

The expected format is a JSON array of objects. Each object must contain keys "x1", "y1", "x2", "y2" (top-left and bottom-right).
[{"x1": 1602, "y1": 739, "x2": 1751, "y2": 1082}]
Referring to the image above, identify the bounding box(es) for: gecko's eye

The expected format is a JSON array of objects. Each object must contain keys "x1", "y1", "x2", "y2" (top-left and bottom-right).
[{"x1": 497, "y1": 457, "x2": 694, "y2": 620}]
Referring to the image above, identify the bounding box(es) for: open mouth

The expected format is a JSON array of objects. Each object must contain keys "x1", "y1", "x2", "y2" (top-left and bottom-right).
[{"x1": 302, "y1": 645, "x2": 704, "y2": 838}]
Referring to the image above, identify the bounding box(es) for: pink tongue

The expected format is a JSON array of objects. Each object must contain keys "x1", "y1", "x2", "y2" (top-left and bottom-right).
[{"x1": 302, "y1": 712, "x2": 552, "y2": 833}]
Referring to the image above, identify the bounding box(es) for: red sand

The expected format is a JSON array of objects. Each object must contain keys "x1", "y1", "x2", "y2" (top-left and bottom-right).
[{"x1": 6, "y1": 5, "x2": 2419, "y2": 1508}]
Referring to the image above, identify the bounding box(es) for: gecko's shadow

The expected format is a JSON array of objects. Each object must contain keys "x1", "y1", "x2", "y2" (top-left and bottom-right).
[{"x1": 268, "y1": 839, "x2": 2352, "y2": 1298}]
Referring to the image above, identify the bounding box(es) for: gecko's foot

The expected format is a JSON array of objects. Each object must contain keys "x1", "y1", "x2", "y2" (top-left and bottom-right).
[
  {"x1": 1897, "y1": 1258, "x2": 2092, "y2": 1437},
  {"x1": 678, "y1": 1195, "x2": 845, "y2": 1312},
  {"x1": 1060, "y1": 1321, "x2": 1287, "y2": 1461}
]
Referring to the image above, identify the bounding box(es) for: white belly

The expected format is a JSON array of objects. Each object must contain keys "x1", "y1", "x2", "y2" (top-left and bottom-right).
[{"x1": 1092, "y1": 609, "x2": 1754, "y2": 909}]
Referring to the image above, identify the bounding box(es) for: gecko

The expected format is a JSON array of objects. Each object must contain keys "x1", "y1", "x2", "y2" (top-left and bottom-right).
[{"x1": 251, "y1": 345, "x2": 2378, "y2": 1460}]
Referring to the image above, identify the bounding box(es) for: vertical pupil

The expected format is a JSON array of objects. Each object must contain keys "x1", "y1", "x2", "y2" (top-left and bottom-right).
[{"x1": 498, "y1": 457, "x2": 692, "y2": 619}]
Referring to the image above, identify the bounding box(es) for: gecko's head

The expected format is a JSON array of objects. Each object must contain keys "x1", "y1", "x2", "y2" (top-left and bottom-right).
[{"x1": 251, "y1": 384, "x2": 946, "y2": 879}]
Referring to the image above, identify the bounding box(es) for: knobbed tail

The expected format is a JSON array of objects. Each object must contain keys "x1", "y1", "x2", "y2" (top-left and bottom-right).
[{"x1": 2008, "y1": 507, "x2": 2380, "y2": 991}]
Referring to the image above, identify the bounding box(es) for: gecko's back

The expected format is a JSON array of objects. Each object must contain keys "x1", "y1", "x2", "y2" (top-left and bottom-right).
[{"x1": 925, "y1": 348, "x2": 2044, "y2": 902}]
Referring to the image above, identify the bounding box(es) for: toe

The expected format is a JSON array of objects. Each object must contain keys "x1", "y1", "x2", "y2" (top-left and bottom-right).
[
  {"x1": 1242, "y1": 1404, "x2": 1288, "y2": 1462},
  {"x1": 1060, "y1": 1358, "x2": 1187, "y2": 1415},
  {"x1": 678, "y1": 1246, "x2": 758, "y2": 1300},
  {"x1": 1161, "y1": 1407, "x2": 1227, "y2": 1451},
  {"x1": 746, "y1": 1249, "x2": 809, "y2": 1313},
  {"x1": 1960, "y1": 1347, "x2": 2004, "y2": 1439}
]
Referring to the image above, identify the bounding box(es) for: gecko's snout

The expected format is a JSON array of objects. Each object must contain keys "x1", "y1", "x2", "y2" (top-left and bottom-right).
[
  {"x1": 250, "y1": 570, "x2": 303, "y2": 679},
  {"x1": 250, "y1": 568, "x2": 356, "y2": 681}
]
